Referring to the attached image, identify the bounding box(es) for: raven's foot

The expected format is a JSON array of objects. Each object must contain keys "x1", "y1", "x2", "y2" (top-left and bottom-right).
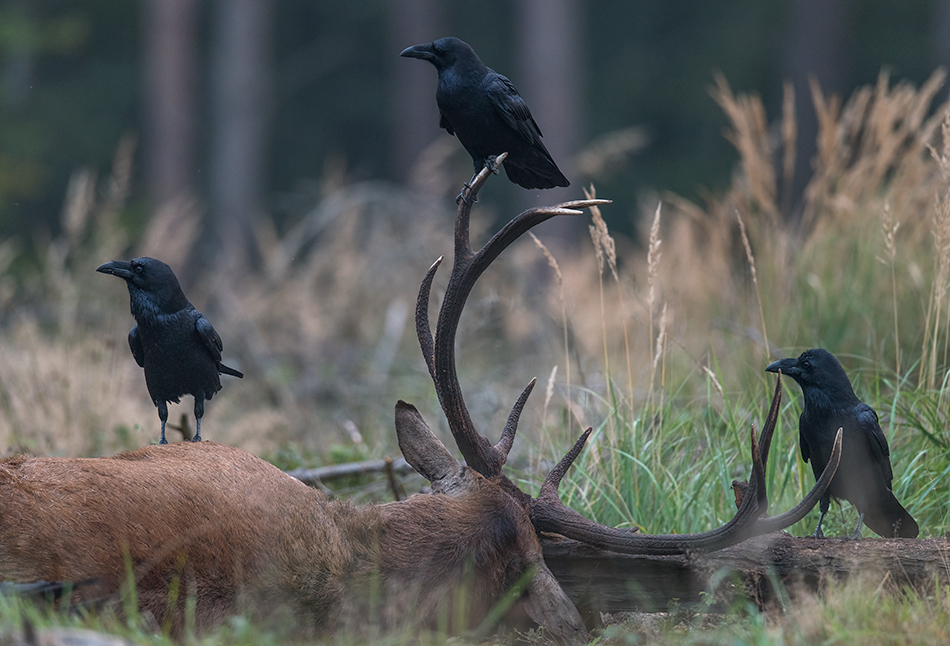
[
  {"x1": 158, "y1": 408, "x2": 169, "y2": 445},
  {"x1": 192, "y1": 435, "x2": 202, "y2": 443},
  {"x1": 843, "y1": 513, "x2": 864, "y2": 540},
  {"x1": 811, "y1": 510, "x2": 828, "y2": 538},
  {"x1": 485, "y1": 155, "x2": 501, "y2": 175},
  {"x1": 455, "y1": 183, "x2": 478, "y2": 205}
]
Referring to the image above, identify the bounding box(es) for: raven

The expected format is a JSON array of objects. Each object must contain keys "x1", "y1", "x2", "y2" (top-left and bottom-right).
[
  {"x1": 766, "y1": 349, "x2": 918, "y2": 538},
  {"x1": 97, "y1": 257, "x2": 243, "y2": 444},
  {"x1": 400, "y1": 36, "x2": 569, "y2": 193}
]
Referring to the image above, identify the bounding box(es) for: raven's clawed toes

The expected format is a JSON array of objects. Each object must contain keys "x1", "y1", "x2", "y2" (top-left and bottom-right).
[{"x1": 455, "y1": 183, "x2": 478, "y2": 205}]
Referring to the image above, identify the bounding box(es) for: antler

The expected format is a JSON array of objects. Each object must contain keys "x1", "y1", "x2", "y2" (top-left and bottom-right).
[
  {"x1": 528, "y1": 374, "x2": 843, "y2": 554},
  {"x1": 411, "y1": 162, "x2": 838, "y2": 553},
  {"x1": 746, "y1": 428, "x2": 842, "y2": 533},
  {"x1": 415, "y1": 153, "x2": 611, "y2": 478}
]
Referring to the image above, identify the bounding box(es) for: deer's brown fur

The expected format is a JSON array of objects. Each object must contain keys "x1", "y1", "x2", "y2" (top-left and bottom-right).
[{"x1": 0, "y1": 440, "x2": 574, "y2": 636}]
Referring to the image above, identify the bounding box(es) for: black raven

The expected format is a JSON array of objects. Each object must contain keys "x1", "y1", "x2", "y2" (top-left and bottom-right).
[
  {"x1": 97, "y1": 257, "x2": 243, "y2": 444},
  {"x1": 766, "y1": 349, "x2": 918, "y2": 538},
  {"x1": 400, "y1": 36, "x2": 569, "y2": 193}
]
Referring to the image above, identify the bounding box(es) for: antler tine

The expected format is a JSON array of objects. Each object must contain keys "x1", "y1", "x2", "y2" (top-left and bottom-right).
[
  {"x1": 748, "y1": 427, "x2": 843, "y2": 533},
  {"x1": 746, "y1": 375, "x2": 781, "y2": 513},
  {"x1": 748, "y1": 424, "x2": 767, "y2": 509},
  {"x1": 415, "y1": 256, "x2": 443, "y2": 377},
  {"x1": 540, "y1": 428, "x2": 593, "y2": 495},
  {"x1": 553, "y1": 199, "x2": 613, "y2": 210},
  {"x1": 496, "y1": 378, "x2": 538, "y2": 459},
  {"x1": 469, "y1": 200, "x2": 612, "y2": 278},
  {"x1": 758, "y1": 370, "x2": 783, "y2": 462}
]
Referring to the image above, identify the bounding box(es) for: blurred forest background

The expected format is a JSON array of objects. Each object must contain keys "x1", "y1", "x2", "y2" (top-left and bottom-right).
[
  {"x1": 2, "y1": 0, "x2": 949, "y2": 264},
  {"x1": 2, "y1": 0, "x2": 950, "y2": 540}
]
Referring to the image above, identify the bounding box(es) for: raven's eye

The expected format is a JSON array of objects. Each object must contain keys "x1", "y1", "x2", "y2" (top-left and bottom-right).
[
  {"x1": 134, "y1": 264, "x2": 143, "y2": 273},
  {"x1": 801, "y1": 359, "x2": 810, "y2": 369}
]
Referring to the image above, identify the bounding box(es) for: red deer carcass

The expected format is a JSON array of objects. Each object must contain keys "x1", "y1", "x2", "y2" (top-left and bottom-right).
[{"x1": 0, "y1": 159, "x2": 840, "y2": 642}]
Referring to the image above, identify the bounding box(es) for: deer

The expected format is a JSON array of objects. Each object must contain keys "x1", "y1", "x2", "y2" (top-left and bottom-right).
[{"x1": 0, "y1": 157, "x2": 841, "y2": 642}]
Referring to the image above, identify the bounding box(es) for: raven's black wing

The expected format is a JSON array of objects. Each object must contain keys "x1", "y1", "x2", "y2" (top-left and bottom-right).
[
  {"x1": 856, "y1": 402, "x2": 893, "y2": 483},
  {"x1": 439, "y1": 112, "x2": 455, "y2": 136},
  {"x1": 484, "y1": 73, "x2": 544, "y2": 147},
  {"x1": 798, "y1": 411, "x2": 811, "y2": 463},
  {"x1": 128, "y1": 326, "x2": 144, "y2": 368},
  {"x1": 195, "y1": 314, "x2": 224, "y2": 362},
  {"x1": 195, "y1": 313, "x2": 243, "y2": 378}
]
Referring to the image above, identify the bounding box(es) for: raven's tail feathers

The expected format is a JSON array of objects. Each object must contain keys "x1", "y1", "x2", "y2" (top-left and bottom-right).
[
  {"x1": 863, "y1": 491, "x2": 919, "y2": 538},
  {"x1": 502, "y1": 153, "x2": 569, "y2": 190},
  {"x1": 219, "y1": 363, "x2": 244, "y2": 379}
]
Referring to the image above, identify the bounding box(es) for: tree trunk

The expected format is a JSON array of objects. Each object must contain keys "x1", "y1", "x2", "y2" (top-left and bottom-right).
[
  {"x1": 543, "y1": 533, "x2": 950, "y2": 617},
  {"x1": 515, "y1": 0, "x2": 583, "y2": 246},
  {"x1": 779, "y1": 0, "x2": 848, "y2": 221},
  {"x1": 207, "y1": 0, "x2": 274, "y2": 272},
  {"x1": 143, "y1": 0, "x2": 198, "y2": 207},
  {"x1": 387, "y1": 0, "x2": 445, "y2": 184},
  {"x1": 936, "y1": 0, "x2": 950, "y2": 104}
]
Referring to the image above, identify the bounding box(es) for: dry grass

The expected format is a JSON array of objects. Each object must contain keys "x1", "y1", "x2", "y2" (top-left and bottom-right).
[
  {"x1": 0, "y1": 148, "x2": 578, "y2": 460},
  {"x1": 2, "y1": 69, "x2": 950, "y2": 483},
  {"x1": 636, "y1": 69, "x2": 950, "y2": 394}
]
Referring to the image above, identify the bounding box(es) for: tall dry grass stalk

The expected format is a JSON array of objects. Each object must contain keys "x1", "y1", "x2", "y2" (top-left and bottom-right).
[
  {"x1": 920, "y1": 109, "x2": 950, "y2": 390},
  {"x1": 736, "y1": 209, "x2": 770, "y2": 361},
  {"x1": 542, "y1": 364, "x2": 557, "y2": 427},
  {"x1": 529, "y1": 232, "x2": 572, "y2": 433},
  {"x1": 710, "y1": 72, "x2": 780, "y2": 223},
  {"x1": 588, "y1": 193, "x2": 613, "y2": 386},
  {"x1": 651, "y1": 302, "x2": 668, "y2": 472},
  {"x1": 780, "y1": 81, "x2": 797, "y2": 216},
  {"x1": 878, "y1": 202, "x2": 901, "y2": 376},
  {"x1": 584, "y1": 185, "x2": 634, "y2": 412},
  {"x1": 645, "y1": 203, "x2": 663, "y2": 414}
]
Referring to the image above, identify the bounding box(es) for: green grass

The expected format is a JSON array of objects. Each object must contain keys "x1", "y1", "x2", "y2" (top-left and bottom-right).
[{"x1": 539, "y1": 368, "x2": 950, "y2": 541}]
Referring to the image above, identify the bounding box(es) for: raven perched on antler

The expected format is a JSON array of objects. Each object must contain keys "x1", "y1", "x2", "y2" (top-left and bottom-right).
[
  {"x1": 766, "y1": 349, "x2": 918, "y2": 538},
  {"x1": 400, "y1": 36, "x2": 569, "y2": 193},
  {"x1": 98, "y1": 257, "x2": 243, "y2": 445}
]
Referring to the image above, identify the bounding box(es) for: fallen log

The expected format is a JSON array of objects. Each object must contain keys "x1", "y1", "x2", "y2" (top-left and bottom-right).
[{"x1": 542, "y1": 532, "x2": 950, "y2": 616}]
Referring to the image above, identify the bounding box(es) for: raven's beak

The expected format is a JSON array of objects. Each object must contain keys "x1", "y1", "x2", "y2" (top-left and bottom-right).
[
  {"x1": 400, "y1": 42, "x2": 435, "y2": 62},
  {"x1": 765, "y1": 357, "x2": 798, "y2": 376},
  {"x1": 96, "y1": 260, "x2": 133, "y2": 280}
]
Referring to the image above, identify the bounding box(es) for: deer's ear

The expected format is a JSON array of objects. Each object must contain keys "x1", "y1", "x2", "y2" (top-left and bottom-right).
[{"x1": 395, "y1": 400, "x2": 461, "y2": 484}]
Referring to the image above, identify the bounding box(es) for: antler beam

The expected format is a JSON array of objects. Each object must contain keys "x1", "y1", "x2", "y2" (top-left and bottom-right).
[{"x1": 415, "y1": 152, "x2": 611, "y2": 478}]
